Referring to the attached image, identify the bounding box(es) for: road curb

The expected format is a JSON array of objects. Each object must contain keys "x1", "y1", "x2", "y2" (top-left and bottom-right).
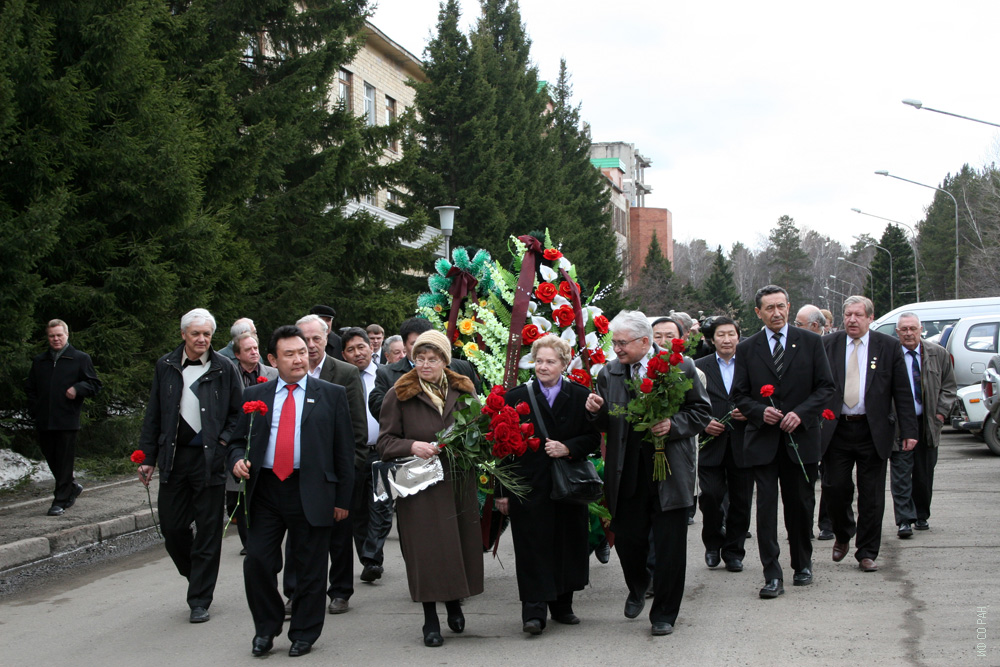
[{"x1": 0, "y1": 537, "x2": 51, "y2": 571}]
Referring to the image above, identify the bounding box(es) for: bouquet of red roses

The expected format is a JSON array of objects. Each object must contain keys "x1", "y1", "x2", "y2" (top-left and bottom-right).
[
  {"x1": 435, "y1": 385, "x2": 536, "y2": 499},
  {"x1": 610, "y1": 339, "x2": 693, "y2": 480}
]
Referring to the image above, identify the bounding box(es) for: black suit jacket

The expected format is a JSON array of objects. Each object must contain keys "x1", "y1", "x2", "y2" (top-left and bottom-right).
[
  {"x1": 369, "y1": 356, "x2": 482, "y2": 418},
  {"x1": 317, "y1": 354, "x2": 368, "y2": 468},
  {"x1": 325, "y1": 331, "x2": 344, "y2": 361},
  {"x1": 820, "y1": 330, "x2": 919, "y2": 459},
  {"x1": 733, "y1": 327, "x2": 835, "y2": 466},
  {"x1": 695, "y1": 354, "x2": 747, "y2": 468},
  {"x1": 228, "y1": 377, "x2": 355, "y2": 527}
]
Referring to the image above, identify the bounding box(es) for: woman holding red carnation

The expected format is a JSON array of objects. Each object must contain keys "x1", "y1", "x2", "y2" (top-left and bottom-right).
[
  {"x1": 495, "y1": 336, "x2": 600, "y2": 636},
  {"x1": 377, "y1": 330, "x2": 481, "y2": 648}
]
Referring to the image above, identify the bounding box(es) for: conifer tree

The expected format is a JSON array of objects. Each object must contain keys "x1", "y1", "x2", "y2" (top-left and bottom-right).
[
  {"x1": 767, "y1": 215, "x2": 811, "y2": 308},
  {"x1": 701, "y1": 246, "x2": 744, "y2": 320}
]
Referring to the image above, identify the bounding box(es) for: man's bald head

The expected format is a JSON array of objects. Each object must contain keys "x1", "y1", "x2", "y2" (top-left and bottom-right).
[{"x1": 794, "y1": 305, "x2": 826, "y2": 335}]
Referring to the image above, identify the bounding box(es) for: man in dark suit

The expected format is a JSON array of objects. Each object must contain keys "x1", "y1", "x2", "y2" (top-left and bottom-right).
[
  {"x1": 365, "y1": 324, "x2": 387, "y2": 365},
  {"x1": 733, "y1": 285, "x2": 835, "y2": 599},
  {"x1": 229, "y1": 325, "x2": 355, "y2": 658},
  {"x1": 369, "y1": 317, "x2": 482, "y2": 418},
  {"x1": 585, "y1": 310, "x2": 712, "y2": 637},
  {"x1": 820, "y1": 296, "x2": 918, "y2": 572},
  {"x1": 283, "y1": 314, "x2": 368, "y2": 616},
  {"x1": 695, "y1": 317, "x2": 752, "y2": 572},
  {"x1": 309, "y1": 304, "x2": 343, "y2": 361},
  {"x1": 25, "y1": 318, "x2": 102, "y2": 516}
]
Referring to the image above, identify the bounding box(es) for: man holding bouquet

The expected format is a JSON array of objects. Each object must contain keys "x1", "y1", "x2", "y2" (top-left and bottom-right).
[{"x1": 585, "y1": 310, "x2": 711, "y2": 637}]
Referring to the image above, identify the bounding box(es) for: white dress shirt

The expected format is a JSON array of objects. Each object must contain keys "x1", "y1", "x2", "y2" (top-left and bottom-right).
[
  {"x1": 359, "y1": 360, "x2": 380, "y2": 445},
  {"x1": 716, "y1": 353, "x2": 736, "y2": 394}
]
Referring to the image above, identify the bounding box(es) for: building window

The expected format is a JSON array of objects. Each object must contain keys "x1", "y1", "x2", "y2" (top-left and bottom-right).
[
  {"x1": 385, "y1": 95, "x2": 398, "y2": 151},
  {"x1": 363, "y1": 192, "x2": 376, "y2": 206},
  {"x1": 338, "y1": 69, "x2": 353, "y2": 112},
  {"x1": 364, "y1": 83, "x2": 376, "y2": 126}
]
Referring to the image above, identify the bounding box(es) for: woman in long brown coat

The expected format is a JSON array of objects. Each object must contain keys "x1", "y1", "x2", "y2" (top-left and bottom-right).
[{"x1": 377, "y1": 330, "x2": 483, "y2": 647}]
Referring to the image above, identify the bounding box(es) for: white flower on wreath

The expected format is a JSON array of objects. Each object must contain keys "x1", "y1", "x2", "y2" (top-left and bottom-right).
[
  {"x1": 584, "y1": 331, "x2": 599, "y2": 351},
  {"x1": 527, "y1": 300, "x2": 538, "y2": 315},
  {"x1": 518, "y1": 353, "x2": 535, "y2": 370},
  {"x1": 590, "y1": 363, "x2": 605, "y2": 376},
  {"x1": 586, "y1": 305, "x2": 603, "y2": 320},
  {"x1": 558, "y1": 256, "x2": 573, "y2": 272},
  {"x1": 560, "y1": 327, "x2": 577, "y2": 347},
  {"x1": 539, "y1": 265, "x2": 558, "y2": 282},
  {"x1": 549, "y1": 295, "x2": 571, "y2": 310},
  {"x1": 531, "y1": 315, "x2": 553, "y2": 332}
]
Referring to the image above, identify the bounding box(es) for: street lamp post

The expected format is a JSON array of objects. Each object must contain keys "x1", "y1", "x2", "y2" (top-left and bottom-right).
[
  {"x1": 434, "y1": 205, "x2": 460, "y2": 260},
  {"x1": 875, "y1": 170, "x2": 959, "y2": 298},
  {"x1": 829, "y1": 274, "x2": 858, "y2": 293},
  {"x1": 902, "y1": 99, "x2": 1000, "y2": 129},
  {"x1": 837, "y1": 256, "x2": 873, "y2": 295},
  {"x1": 854, "y1": 237, "x2": 894, "y2": 311},
  {"x1": 851, "y1": 208, "x2": 920, "y2": 302}
]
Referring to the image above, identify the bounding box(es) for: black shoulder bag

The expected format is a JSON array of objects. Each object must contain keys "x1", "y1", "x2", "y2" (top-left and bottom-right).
[{"x1": 526, "y1": 380, "x2": 603, "y2": 504}]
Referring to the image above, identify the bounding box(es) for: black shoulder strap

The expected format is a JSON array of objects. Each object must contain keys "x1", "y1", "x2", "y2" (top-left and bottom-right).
[{"x1": 525, "y1": 380, "x2": 549, "y2": 440}]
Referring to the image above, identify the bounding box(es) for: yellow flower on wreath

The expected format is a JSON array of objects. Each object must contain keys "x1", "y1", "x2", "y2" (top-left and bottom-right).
[
  {"x1": 479, "y1": 474, "x2": 489, "y2": 486},
  {"x1": 434, "y1": 304, "x2": 443, "y2": 313},
  {"x1": 458, "y1": 318, "x2": 476, "y2": 335},
  {"x1": 463, "y1": 341, "x2": 480, "y2": 357}
]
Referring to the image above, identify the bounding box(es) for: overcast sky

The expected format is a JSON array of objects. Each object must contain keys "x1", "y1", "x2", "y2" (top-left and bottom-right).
[{"x1": 370, "y1": 0, "x2": 1000, "y2": 251}]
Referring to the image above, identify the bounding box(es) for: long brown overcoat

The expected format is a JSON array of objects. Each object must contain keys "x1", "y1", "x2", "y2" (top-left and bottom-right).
[{"x1": 376, "y1": 368, "x2": 484, "y2": 602}]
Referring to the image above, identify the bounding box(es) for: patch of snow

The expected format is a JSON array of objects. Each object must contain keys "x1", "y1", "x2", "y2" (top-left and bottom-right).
[{"x1": 0, "y1": 449, "x2": 53, "y2": 488}]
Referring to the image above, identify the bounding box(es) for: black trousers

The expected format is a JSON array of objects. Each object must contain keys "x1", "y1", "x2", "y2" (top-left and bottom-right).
[
  {"x1": 753, "y1": 446, "x2": 817, "y2": 581},
  {"x1": 38, "y1": 430, "x2": 78, "y2": 505},
  {"x1": 283, "y1": 467, "x2": 361, "y2": 602},
  {"x1": 698, "y1": 445, "x2": 753, "y2": 564},
  {"x1": 246, "y1": 470, "x2": 332, "y2": 644},
  {"x1": 158, "y1": 446, "x2": 224, "y2": 609},
  {"x1": 612, "y1": 481, "x2": 688, "y2": 626},
  {"x1": 354, "y1": 449, "x2": 394, "y2": 566},
  {"x1": 522, "y1": 591, "x2": 573, "y2": 625},
  {"x1": 822, "y1": 419, "x2": 887, "y2": 561},
  {"x1": 890, "y1": 421, "x2": 935, "y2": 525}
]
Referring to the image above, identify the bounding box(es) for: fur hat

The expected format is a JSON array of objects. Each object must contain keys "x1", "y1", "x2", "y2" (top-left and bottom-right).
[{"x1": 411, "y1": 329, "x2": 452, "y2": 366}]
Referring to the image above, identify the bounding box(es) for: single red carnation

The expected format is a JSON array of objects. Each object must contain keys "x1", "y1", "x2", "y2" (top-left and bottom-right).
[
  {"x1": 822, "y1": 408, "x2": 836, "y2": 420},
  {"x1": 639, "y1": 378, "x2": 654, "y2": 394},
  {"x1": 669, "y1": 352, "x2": 684, "y2": 366},
  {"x1": 516, "y1": 402, "x2": 531, "y2": 416},
  {"x1": 760, "y1": 384, "x2": 775, "y2": 398},
  {"x1": 543, "y1": 248, "x2": 563, "y2": 261},
  {"x1": 257, "y1": 376, "x2": 268, "y2": 384},
  {"x1": 553, "y1": 305, "x2": 576, "y2": 328},
  {"x1": 671, "y1": 338, "x2": 686, "y2": 353},
  {"x1": 535, "y1": 282, "x2": 558, "y2": 303},
  {"x1": 593, "y1": 315, "x2": 610, "y2": 335},
  {"x1": 130, "y1": 450, "x2": 146, "y2": 464}
]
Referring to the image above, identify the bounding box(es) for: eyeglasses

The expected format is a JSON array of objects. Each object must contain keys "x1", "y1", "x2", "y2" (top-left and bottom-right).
[
  {"x1": 413, "y1": 358, "x2": 443, "y2": 367},
  {"x1": 896, "y1": 326, "x2": 921, "y2": 333},
  {"x1": 792, "y1": 321, "x2": 806, "y2": 328},
  {"x1": 611, "y1": 337, "x2": 642, "y2": 349}
]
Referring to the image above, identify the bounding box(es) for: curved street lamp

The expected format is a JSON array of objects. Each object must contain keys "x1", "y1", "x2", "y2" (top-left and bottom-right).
[
  {"x1": 837, "y1": 256, "x2": 873, "y2": 295},
  {"x1": 854, "y1": 237, "x2": 894, "y2": 311},
  {"x1": 875, "y1": 171, "x2": 959, "y2": 298},
  {"x1": 902, "y1": 99, "x2": 1000, "y2": 129},
  {"x1": 851, "y1": 208, "x2": 920, "y2": 302}
]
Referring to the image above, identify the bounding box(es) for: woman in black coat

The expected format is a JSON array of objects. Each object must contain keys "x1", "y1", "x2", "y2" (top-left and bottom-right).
[{"x1": 496, "y1": 336, "x2": 600, "y2": 635}]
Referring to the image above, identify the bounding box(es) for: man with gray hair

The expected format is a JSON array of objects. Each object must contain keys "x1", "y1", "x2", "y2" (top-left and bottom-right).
[
  {"x1": 585, "y1": 310, "x2": 711, "y2": 636},
  {"x1": 136, "y1": 308, "x2": 243, "y2": 623},
  {"x1": 218, "y1": 317, "x2": 256, "y2": 361},
  {"x1": 890, "y1": 312, "x2": 956, "y2": 537},
  {"x1": 794, "y1": 305, "x2": 827, "y2": 335}
]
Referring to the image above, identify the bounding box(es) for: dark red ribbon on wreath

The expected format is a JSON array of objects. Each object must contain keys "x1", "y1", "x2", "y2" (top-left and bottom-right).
[
  {"x1": 559, "y1": 267, "x2": 591, "y2": 373},
  {"x1": 503, "y1": 235, "x2": 545, "y2": 389},
  {"x1": 445, "y1": 265, "x2": 479, "y2": 344}
]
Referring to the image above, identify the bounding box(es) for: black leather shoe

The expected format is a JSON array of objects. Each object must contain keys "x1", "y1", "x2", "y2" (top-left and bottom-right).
[
  {"x1": 423, "y1": 630, "x2": 443, "y2": 647},
  {"x1": 189, "y1": 607, "x2": 210, "y2": 623},
  {"x1": 759, "y1": 579, "x2": 784, "y2": 599},
  {"x1": 47, "y1": 504, "x2": 65, "y2": 516},
  {"x1": 624, "y1": 591, "x2": 645, "y2": 619},
  {"x1": 705, "y1": 550, "x2": 721, "y2": 568},
  {"x1": 818, "y1": 529, "x2": 835, "y2": 541},
  {"x1": 64, "y1": 483, "x2": 83, "y2": 508},
  {"x1": 360, "y1": 563, "x2": 383, "y2": 582},
  {"x1": 447, "y1": 611, "x2": 465, "y2": 633},
  {"x1": 522, "y1": 619, "x2": 544, "y2": 635},
  {"x1": 552, "y1": 612, "x2": 580, "y2": 625},
  {"x1": 651, "y1": 621, "x2": 673, "y2": 636},
  {"x1": 725, "y1": 559, "x2": 744, "y2": 573},
  {"x1": 595, "y1": 539, "x2": 611, "y2": 564},
  {"x1": 793, "y1": 568, "x2": 813, "y2": 586},
  {"x1": 251, "y1": 636, "x2": 273, "y2": 657},
  {"x1": 898, "y1": 522, "x2": 913, "y2": 538},
  {"x1": 288, "y1": 640, "x2": 312, "y2": 657},
  {"x1": 914, "y1": 519, "x2": 929, "y2": 531}
]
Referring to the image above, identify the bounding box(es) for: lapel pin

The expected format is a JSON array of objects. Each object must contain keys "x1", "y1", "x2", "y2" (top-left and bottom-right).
[
  {"x1": 307, "y1": 398, "x2": 316, "y2": 404},
  {"x1": 792, "y1": 344, "x2": 796, "y2": 348}
]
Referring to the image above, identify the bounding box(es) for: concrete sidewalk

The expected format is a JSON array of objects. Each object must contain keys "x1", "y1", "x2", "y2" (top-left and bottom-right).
[{"x1": 0, "y1": 473, "x2": 161, "y2": 571}]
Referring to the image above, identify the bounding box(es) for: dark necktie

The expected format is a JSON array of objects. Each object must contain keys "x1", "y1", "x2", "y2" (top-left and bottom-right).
[
  {"x1": 772, "y1": 332, "x2": 784, "y2": 377},
  {"x1": 273, "y1": 384, "x2": 297, "y2": 481},
  {"x1": 908, "y1": 350, "x2": 923, "y2": 407},
  {"x1": 632, "y1": 362, "x2": 643, "y2": 379},
  {"x1": 183, "y1": 358, "x2": 202, "y2": 368}
]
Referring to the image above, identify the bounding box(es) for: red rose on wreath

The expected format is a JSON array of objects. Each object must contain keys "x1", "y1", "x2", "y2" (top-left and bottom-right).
[
  {"x1": 587, "y1": 348, "x2": 607, "y2": 365},
  {"x1": 639, "y1": 378, "x2": 654, "y2": 394},
  {"x1": 516, "y1": 401, "x2": 531, "y2": 416},
  {"x1": 522, "y1": 324, "x2": 543, "y2": 345},
  {"x1": 593, "y1": 315, "x2": 610, "y2": 335},
  {"x1": 671, "y1": 338, "x2": 686, "y2": 353},
  {"x1": 822, "y1": 409, "x2": 836, "y2": 420},
  {"x1": 760, "y1": 384, "x2": 775, "y2": 398},
  {"x1": 569, "y1": 369, "x2": 591, "y2": 387},
  {"x1": 543, "y1": 248, "x2": 563, "y2": 261},
  {"x1": 558, "y1": 281, "x2": 580, "y2": 299},
  {"x1": 553, "y1": 305, "x2": 576, "y2": 328},
  {"x1": 485, "y1": 392, "x2": 506, "y2": 413},
  {"x1": 535, "y1": 282, "x2": 557, "y2": 303},
  {"x1": 669, "y1": 352, "x2": 684, "y2": 366}
]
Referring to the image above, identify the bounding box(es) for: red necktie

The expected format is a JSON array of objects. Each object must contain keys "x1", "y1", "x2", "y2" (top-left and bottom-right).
[{"x1": 273, "y1": 384, "x2": 297, "y2": 481}]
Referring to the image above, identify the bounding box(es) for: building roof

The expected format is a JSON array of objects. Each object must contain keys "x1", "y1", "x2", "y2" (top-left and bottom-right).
[{"x1": 362, "y1": 21, "x2": 427, "y2": 83}]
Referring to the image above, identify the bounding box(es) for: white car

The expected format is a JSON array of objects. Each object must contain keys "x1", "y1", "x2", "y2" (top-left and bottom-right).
[
  {"x1": 944, "y1": 314, "x2": 1000, "y2": 388},
  {"x1": 951, "y1": 384, "x2": 988, "y2": 441}
]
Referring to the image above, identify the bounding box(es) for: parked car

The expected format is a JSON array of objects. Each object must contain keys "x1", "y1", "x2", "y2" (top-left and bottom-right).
[
  {"x1": 981, "y1": 354, "x2": 1000, "y2": 455},
  {"x1": 944, "y1": 314, "x2": 1000, "y2": 388},
  {"x1": 952, "y1": 384, "x2": 988, "y2": 441},
  {"x1": 871, "y1": 297, "x2": 1000, "y2": 340}
]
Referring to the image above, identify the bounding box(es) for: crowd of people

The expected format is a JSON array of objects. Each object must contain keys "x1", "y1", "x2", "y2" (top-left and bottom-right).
[{"x1": 22, "y1": 286, "x2": 956, "y2": 656}]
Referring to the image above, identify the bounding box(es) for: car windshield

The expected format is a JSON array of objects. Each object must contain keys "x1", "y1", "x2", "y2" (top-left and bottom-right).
[{"x1": 875, "y1": 318, "x2": 958, "y2": 339}]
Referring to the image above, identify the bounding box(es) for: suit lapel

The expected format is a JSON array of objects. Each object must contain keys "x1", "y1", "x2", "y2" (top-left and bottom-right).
[
  {"x1": 754, "y1": 332, "x2": 779, "y2": 381},
  {"x1": 864, "y1": 334, "x2": 880, "y2": 398},
  {"x1": 831, "y1": 333, "x2": 846, "y2": 391},
  {"x1": 301, "y1": 379, "x2": 318, "y2": 425},
  {"x1": 782, "y1": 328, "x2": 801, "y2": 373},
  {"x1": 703, "y1": 358, "x2": 727, "y2": 397}
]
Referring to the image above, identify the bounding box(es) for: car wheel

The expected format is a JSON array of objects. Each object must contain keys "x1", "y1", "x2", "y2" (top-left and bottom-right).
[{"x1": 984, "y1": 415, "x2": 1000, "y2": 456}]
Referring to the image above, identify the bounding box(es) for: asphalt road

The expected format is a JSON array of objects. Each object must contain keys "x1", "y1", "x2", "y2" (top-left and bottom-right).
[{"x1": 0, "y1": 431, "x2": 997, "y2": 666}]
